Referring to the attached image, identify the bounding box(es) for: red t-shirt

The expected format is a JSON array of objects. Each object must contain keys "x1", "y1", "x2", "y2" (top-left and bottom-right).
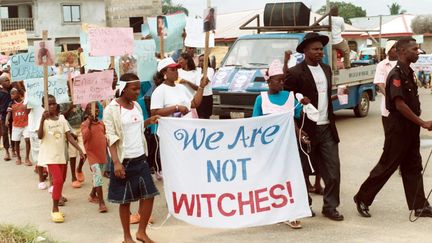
[
  {"x1": 81, "y1": 119, "x2": 108, "y2": 165},
  {"x1": 10, "y1": 101, "x2": 28, "y2": 127}
]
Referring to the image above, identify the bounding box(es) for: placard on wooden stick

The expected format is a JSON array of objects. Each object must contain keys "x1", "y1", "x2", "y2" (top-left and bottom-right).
[{"x1": 42, "y1": 30, "x2": 49, "y2": 110}]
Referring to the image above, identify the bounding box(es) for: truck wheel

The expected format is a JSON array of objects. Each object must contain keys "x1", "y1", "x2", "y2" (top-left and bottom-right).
[{"x1": 354, "y1": 92, "x2": 370, "y2": 117}]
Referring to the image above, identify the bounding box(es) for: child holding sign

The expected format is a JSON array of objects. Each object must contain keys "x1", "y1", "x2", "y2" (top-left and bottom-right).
[
  {"x1": 5, "y1": 88, "x2": 31, "y2": 166},
  {"x1": 38, "y1": 94, "x2": 85, "y2": 223},
  {"x1": 81, "y1": 103, "x2": 108, "y2": 213}
]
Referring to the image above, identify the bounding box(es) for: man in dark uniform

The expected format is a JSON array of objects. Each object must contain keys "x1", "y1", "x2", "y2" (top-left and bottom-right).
[
  {"x1": 354, "y1": 37, "x2": 432, "y2": 218},
  {"x1": 285, "y1": 33, "x2": 344, "y2": 221}
]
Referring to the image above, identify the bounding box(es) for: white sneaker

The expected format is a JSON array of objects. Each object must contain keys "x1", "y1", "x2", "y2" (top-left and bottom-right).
[
  {"x1": 38, "y1": 182, "x2": 47, "y2": 190},
  {"x1": 48, "y1": 186, "x2": 53, "y2": 194}
]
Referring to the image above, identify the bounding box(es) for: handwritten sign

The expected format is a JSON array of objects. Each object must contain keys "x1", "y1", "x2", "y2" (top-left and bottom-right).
[
  {"x1": 148, "y1": 13, "x2": 186, "y2": 53},
  {"x1": 0, "y1": 29, "x2": 28, "y2": 52},
  {"x1": 80, "y1": 31, "x2": 110, "y2": 71},
  {"x1": 73, "y1": 70, "x2": 114, "y2": 104},
  {"x1": 185, "y1": 17, "x2": 215, "y2": 48},
  {"x1": 24, "y1": 75, "x2": 69, "y2": 108},
  {"x1": 11, "y1": 52, "x2": 54, "y2": 81},
  {"x1": 157, "y1": 111, "x2": 310, "y2": 228},
  {"x1": 88, "y1": 27, "x2": 134, "y2": 56}
]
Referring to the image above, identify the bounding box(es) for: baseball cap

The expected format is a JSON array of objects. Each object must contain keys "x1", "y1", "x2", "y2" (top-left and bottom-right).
[{"x1": 157, "y1": 57, "x2": 181, "y2": 72}]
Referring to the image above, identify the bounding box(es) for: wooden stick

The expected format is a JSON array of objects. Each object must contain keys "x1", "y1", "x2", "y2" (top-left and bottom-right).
[
  {"x1": 91, "y1": 101, "x2": 96, "y2": 118},
  {"x1": 63, "y1": 43, "x2": 68, "y2": 52},
  {"x1": 202, "y1": 31, "x2": 210, "y2": 82},
  {"x1": 42, "y1": 30, "x2": 49, "y2": 110},
  {"x1": 160, "y1": 35, "x2": 165, "y2": 58}
]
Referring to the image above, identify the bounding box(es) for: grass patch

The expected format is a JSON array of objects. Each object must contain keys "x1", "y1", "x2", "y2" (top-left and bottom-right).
[{"x1": 0, "y1": 224, "x2": 58, "y2": 243}]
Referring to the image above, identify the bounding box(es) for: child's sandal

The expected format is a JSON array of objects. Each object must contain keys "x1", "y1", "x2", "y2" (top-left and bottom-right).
[{"x1": 51, "y1": 212, "x2": 64, "y2": 223}]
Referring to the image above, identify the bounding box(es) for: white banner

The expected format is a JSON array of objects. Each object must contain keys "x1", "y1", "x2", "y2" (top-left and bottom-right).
[{"x1": 157, "y1": 111, "x2": 311, "y2": 228}]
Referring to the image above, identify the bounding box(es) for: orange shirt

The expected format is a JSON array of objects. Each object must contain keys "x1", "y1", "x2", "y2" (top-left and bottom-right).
[
  {"x1": 11, "y1": 101, "x2": 28, "y2": 127},
  {"x1": 81, "y1": 119, "x2": 107, "y2": 165}
]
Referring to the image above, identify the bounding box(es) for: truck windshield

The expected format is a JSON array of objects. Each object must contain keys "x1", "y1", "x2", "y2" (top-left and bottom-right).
[{"x1": 223, "y1": 38, "x2": 299, "y2": 68}]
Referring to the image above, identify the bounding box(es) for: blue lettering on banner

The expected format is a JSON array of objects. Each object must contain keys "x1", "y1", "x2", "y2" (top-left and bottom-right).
[
  {"x1": 207, "y1": 158, "x2": 251, "y2": 182},
  {"x1": 228, "y1": 125, "x2": 280, "y2": 149},
  {"x1": 174, "y1": 128, "x2": 224, "y2": 151}
]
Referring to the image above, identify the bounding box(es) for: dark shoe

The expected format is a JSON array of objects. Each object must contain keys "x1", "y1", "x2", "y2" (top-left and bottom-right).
[
  {"x1": 354, "y1": 196, "x2": 371, "y2": 217},
  {"x1": 415, "y1": 206, "x2": 432, "y2": 217},
  {"x1": 322, "y1": 209, "x2": 344, "y2": 221}
]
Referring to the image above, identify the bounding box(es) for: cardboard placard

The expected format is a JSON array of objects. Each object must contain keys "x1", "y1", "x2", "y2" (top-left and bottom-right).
[
  {"x1": 88, "y1": 27, "x2": 134, "y2": 56},
  {"x1": 10, "y1": 51, "x2": 54, "y2": 81},
  {"x1": 0, "y1": 29, "x2": 28, "y2": 52},
  {"x1": 72, "y1": 70, "x2": 114, "y2": 104},
  {"x1": 24, "y1": 75, "x2": 69, "y2": 108}
]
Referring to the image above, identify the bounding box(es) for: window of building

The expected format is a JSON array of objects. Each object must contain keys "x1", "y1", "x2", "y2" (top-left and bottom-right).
[
  {"x1": 63, "y1": 5, "x2": 81, "y2": 23},
  {"x1": 129, "y1": 17, "x2": 144, "y2": 33}
]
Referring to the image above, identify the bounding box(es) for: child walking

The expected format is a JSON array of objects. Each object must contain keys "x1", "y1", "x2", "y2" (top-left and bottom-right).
[
  {"x1": 38, "y1": 94, "x2": 85, "y2": 223},
  {"x1": 6, "y1": 88, "x2": 32, "y2": 166},
  {"x1": 81, "y1": 102, "x2": 108, "y2": 213}
]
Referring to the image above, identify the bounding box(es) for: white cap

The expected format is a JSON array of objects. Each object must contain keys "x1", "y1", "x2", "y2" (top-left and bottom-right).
[
  {"x1": 157, "y1": 57, "x2": 180, "y2": 72},
  {"x1": 385, "y1": 40, "x2": 397, "y2": 55}
]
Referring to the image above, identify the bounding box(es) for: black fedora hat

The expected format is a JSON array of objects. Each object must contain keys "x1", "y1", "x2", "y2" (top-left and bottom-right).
[{"x1": 296, "y1": 32, "x2": 329, "y2": 53}]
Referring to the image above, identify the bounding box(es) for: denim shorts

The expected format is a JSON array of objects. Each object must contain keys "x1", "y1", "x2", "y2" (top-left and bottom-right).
[{"x1": 108, "y1": 154, "x2": 159, "y2": 204}]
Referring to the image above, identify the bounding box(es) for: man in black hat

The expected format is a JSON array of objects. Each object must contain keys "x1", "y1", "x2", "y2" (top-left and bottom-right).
[
  {"x1": 354, "y1": 37, "x2": 432, "y2": 218},
  {"x1": 285, "y1": 32, "x2": 344, "y2": 221}
]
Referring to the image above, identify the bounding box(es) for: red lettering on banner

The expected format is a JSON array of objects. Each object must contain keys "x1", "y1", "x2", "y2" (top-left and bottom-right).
[
  {"x1": 286, "y1": 181, "x2": 294, "y2": 204},
  {"x1": 171, "y1": 181, "x2": 297, "y2": 218},
  {"x1": 254, "y1": 188, "x2": 271, "y2": 212},
  {"x1": 217, "y1": 193, "x2": 236, "y2": 216},
  {"x1": 269, "y1": 184, "x2": 288, "y2": 208},
  {"x1": 238, "y1": 191, "x2": 255, "y2": 215},
  {"x1": 201, "y1": 194, "x2": 216, "y2": 217},
  {"x1": 173, "y1": 192, "x2": 195, "y2": 216},
  {"x1": 196, "y1": 194, "x2": 201, "y2": 217}
]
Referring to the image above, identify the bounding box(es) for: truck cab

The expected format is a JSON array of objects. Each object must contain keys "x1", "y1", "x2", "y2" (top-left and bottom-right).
[{"x1": 212, "y1": 3, "x2": 376, "y2": 119}]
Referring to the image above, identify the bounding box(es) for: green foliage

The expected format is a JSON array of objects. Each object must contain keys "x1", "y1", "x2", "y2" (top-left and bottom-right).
[
  {"x1": 316, "y1": 1, "x2": 366, "y2": 24},
  {"x1": 162, "y1": 0, "x2": 189, "y2": 16},
  {"x1": 0, "y1": 224, "x2": 59, "y2": 243},
  {"x1": 387, "y1": 3, "x2": 406, "y2": 15}
]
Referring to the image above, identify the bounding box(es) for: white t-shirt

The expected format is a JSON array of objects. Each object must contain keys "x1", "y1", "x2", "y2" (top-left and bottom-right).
[
  {"x1": 308, "y1": 65, "x2": 329, "y2": 125},
  {"x1": 121, "y1": 105, "x2": 145, "y2": 159},
  {"x1": 150, "y1": 83, "x2": 192, "y2": 113},
  {"x1": 373, "y1": 59, "x2": 397, "y2": 117},
  {"x1": 322, "y1": 16, "x2": 345, "y2": 45},
  {"x1": 196, "y1": 67, "x2": 214, "y2": 96},
  {"x1": 27, "y1": 105, "x2": 44, "y2": 132},
  {"x1": 178, "y1": 69, "x2": 200, "y2": 99}
]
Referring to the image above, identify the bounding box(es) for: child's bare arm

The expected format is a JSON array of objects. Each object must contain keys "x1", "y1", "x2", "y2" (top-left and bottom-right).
[
  {"x1": 38, "y1": 111, "x2": 49, "y2": 139},
  {"x1": 66, "y1": 131, "x2": 85, "y2": 159}
]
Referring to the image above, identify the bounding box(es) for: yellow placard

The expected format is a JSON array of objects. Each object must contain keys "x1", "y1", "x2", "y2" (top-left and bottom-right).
[{"x1": 0, "y1": 29, "x2": 28, "y2": 52}]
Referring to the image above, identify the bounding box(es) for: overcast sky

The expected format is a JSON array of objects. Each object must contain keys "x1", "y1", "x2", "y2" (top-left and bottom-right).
[{"x1": 174, "y1": 0, "x2": 432, "y2": 18}]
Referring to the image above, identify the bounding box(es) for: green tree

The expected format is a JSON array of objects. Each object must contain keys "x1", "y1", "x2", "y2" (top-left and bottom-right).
[
  {"x1": 387, "y1": 3, "x2": 406, "y2": 15},
  {"x1": 317, "y1": 1, "x2": 366, "y2": 24},
  {"x1": 162, "y1": 0, "x2": 189, "y2": 16}
]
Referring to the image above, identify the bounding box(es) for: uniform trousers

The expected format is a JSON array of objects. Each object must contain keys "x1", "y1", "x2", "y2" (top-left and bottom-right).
[{"x1": 356, "y1": 114, "x2": 429, "y2": 210}]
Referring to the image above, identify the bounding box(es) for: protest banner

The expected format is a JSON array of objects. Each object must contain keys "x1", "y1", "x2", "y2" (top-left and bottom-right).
[
  {"x1": 0, "y1": 29, "x2": 28, "y2": 52},
  {"x1": 72, "y1": 70, "x2": 114, "y2": 104},
  {"x1": 148, "y1": 13, "x2": 186, "y2": 53},
  {"x1": 10, "y1": 51, "x2": 54, "y2": 81},
  {"x1": 185, "y1": 17, "x2": 215, "y2": 48},
  {"x1": 157, "y1": 106, "x2": 311, "y2": 228},
  {"x1": 88, "y1": 27, "x2": 134, "y2": 57},
  {"x1": 212, "y1": 67, "x2": 235, "y2": 88},
  {"x1": 24, "y1": 75, "x2": 69, "y2": 108},
  {"x1": 134, "y1": 40, "x2": 157, "y2": 82},
  {"x1": 80, "y1": 31, "x2": 110, "y2": 71}
]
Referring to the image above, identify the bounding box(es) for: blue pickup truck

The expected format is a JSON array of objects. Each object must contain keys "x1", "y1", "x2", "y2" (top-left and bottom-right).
[{"x1": 212, "y1": 11, "x2": 376, "y2": 119}]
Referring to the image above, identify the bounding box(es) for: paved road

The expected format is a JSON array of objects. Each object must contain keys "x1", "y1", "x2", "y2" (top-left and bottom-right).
[{"x1": 1, "y1": 89, "x2": 432, "y2": 243}]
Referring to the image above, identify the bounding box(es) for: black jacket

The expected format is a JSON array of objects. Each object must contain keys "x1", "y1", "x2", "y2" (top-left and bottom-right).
[{"x1": 284, "y1": 61, "x2": 339, "y2": 143}]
